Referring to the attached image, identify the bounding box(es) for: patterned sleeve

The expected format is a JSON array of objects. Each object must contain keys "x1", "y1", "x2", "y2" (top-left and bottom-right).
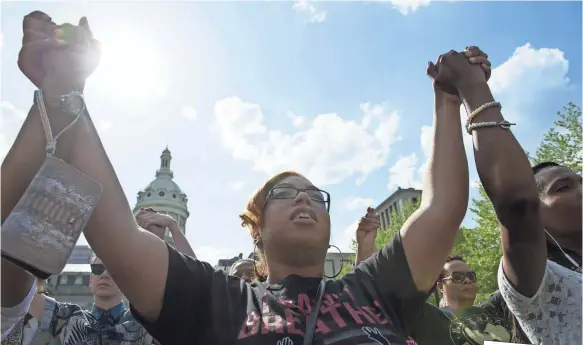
[
  {"x1": 498, "y1": 259, "x2": 582, "y2": 344},
  {"x1": 1, "y1": 280, "x2": 37, "y2": 340}
]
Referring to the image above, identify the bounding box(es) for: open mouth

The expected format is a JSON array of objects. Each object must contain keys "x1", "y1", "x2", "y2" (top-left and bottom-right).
[{"x1": 290, "y1": 208, "x2": 317, "y2": 223}]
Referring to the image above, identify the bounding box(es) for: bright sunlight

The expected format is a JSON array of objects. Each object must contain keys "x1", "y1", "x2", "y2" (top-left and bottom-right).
[{"x1": 91, "y1": 30, "x2": 167, "y2": 103}]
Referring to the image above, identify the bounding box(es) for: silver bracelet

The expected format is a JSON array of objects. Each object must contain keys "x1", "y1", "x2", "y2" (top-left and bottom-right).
[{"x1": 466, "y1": 120, "x2": 515, "y2": 134}]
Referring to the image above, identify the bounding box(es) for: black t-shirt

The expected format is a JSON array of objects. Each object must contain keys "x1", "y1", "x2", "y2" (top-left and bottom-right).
[{"x1": 131, "y1": 234, "x2": 427, "y2": 345}]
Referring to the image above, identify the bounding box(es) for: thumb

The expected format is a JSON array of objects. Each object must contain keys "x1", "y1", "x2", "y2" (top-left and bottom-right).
[
  {"x1": 426, "y1": 61, "x2": 438, "y2": 79},
  {"x1": 79, "y1": 17, "x2": 93, "y2": 37}
]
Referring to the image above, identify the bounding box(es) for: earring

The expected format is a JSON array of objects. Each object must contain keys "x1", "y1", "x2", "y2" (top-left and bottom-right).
[{"x1": 324, "y1": 244, "x2": 344, "y2": 279}]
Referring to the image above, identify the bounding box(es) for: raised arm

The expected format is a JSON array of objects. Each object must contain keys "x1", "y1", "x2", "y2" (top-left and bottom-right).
[
  {"x1": 5, "y1": 11, "x2": 169, "y2": 323},
  {"x1": 397, "y1": 51, "x2": 474, "y2": 292},
  {"x1": 462, "y1": 47, "x2": 545, "y2": 297},
  {"x1": 355, "y1": 207, "x2": 380, "y2": 266}
]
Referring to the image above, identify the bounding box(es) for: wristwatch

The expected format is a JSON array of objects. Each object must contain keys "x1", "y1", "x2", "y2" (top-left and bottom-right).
[{"x1": 34, "y1": 90, "x2": 86, "y2": 117}]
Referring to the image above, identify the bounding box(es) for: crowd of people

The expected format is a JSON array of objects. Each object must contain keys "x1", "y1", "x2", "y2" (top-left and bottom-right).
[{"x1": 1, "y1": 10, "x2": 581, "y2": 345}]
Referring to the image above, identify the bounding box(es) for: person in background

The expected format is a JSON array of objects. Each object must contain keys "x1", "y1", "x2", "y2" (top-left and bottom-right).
[
  {"x1": 229, "y1": 259, "x2": 256, "y2": 282},
  {"x1": 464, "y1": 43, "x2": 581, "y2": 344},
  {"x1": 436, "y1": 256, "x2": 477, "y2": 318},
  {"x1": 1, "y1": 254, "x2": 153, "y2": 345}
]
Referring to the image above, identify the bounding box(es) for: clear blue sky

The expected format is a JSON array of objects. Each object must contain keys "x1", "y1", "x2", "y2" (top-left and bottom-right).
[{"x1": 1, "y1": 1, "x2": 581, "y2": 265}]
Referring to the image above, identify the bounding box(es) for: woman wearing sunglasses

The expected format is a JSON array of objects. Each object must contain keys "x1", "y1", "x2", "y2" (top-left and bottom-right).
[{"x1": 436, "y1": 256, "x2": 477, "y2": 317}]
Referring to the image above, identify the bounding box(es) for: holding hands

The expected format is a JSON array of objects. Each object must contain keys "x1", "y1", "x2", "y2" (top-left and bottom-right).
[
  {"x1": 136, "y1": 208, "x2": 179, "y2": 240},
  {"x1": 427, "y1": 46, "x2": 491, "y2": 102}
]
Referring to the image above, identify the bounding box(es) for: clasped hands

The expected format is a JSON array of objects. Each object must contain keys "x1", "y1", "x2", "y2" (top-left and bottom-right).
[
  {"x1": 428, "y1": 47, "x2": 492, "y2": 103},
  {"x1": 18, "y1": 10, "x2": 101, "y2": 94}
]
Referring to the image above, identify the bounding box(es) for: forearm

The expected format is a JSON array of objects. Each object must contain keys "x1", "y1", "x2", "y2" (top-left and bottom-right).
[
  {"x1": 67, "y1": 113, "x2": 168, "y2": 318},
  {"x1": 461, "y1": 83, "x2": 538, "y2": 202},
  {"x1": 355, "y1": 244, "x2": 375, "y2": 266},
  {"x1": 168, "y1": 224, "x2": 196, "y2": 258},
  {"x1": 401, "y1": 92, "x2": 469, "y2": 291},
  {"x1": 1, "y1": 100, "x2": 77, "y2": 305},
  {"x1": 461, "y1": 82, "x2": 545, "y2": 296},
  {"x1": 422, "y1": 93, "x2": 469, "y2": 219}
]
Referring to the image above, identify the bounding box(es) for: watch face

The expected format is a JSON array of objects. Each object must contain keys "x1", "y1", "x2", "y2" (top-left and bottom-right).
[{"x1": 62, "y1": 93, "x2": 85, "y2": 115}]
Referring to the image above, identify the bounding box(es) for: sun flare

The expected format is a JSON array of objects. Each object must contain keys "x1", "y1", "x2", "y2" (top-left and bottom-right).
[{"x1": 91, "y1": 31, "x2": 166, "y2": 103}]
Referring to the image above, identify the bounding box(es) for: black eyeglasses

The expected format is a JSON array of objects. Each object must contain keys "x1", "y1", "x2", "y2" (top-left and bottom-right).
[
  {"x1": 265, "y1": 186, "x2": 331, "y2": 211},
  {"x1": 90, "y1": 263, "x2": 106, "y2": 275},
  {"x1": 443, "y1": 271, "x2": 477, "y2": 283}
]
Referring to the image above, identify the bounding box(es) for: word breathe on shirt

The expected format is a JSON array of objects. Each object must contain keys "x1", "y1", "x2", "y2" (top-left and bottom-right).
[{"x1": 238, "y1": 286, "x2": 391, "y2": 339}]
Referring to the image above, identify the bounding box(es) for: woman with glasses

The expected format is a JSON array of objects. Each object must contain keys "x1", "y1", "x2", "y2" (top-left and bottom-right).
[{"x1": 436, "y1": 256, "x2": 477, "y2": 317}]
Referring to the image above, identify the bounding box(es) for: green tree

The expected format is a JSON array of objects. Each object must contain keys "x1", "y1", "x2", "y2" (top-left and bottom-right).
[
  {"x1": 533, "y1": 102, "x2": 582, "y2": 172},
  {"x1": 453, "y1": 187, "x2": 501, "y2": 303}
]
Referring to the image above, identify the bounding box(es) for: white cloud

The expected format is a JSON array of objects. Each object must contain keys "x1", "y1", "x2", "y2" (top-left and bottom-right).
[
  {"x1": 488, "y1": 43, "x2": 570, "y2": 122},
  {"x1": 182, "y1": 106, "x2": 198, "y2": 121},
  {"x1": 214, "y1": 97, "x2": 400, "y2": 186},
  {"x1": 389, "y1": 0, "x2": 432, "y2": 15},
  {"x1": 337, "y1": 219, "x2": 359, "y2": 252},
  {"x1": 489, "y1": 43, "x2": 569, "y2": 96},
  {"x1": 387, "y1": 153, "x2": 421, "y2": 191},
  {"x1": 344, "y1": 197, "x2": 375, "y2": 211},
  {"x1": 229, "y1": 181, "x2": 247, "y2": 191},
  {"x1": 293, "y1": 0, "x2": 327, "y2": 23},
  {"x1": 287, "y1": 111, "x2": 305, "y2": 128}
]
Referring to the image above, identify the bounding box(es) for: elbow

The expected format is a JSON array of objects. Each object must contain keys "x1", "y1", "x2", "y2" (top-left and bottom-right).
[
  {"x1": 494, "y1": 195, "x2": 540, "y2": 226},
  {"x1": 424, "y1": 192, "x2": 469, "y2": 226}
]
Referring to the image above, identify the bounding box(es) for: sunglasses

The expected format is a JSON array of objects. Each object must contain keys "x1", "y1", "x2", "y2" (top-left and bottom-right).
[
  {"x1": 90, "y1": 263, "x2": 106, "y2": 275},
  {"x1": 443, "y1": 271, "x2": 477, "y2": 283}
]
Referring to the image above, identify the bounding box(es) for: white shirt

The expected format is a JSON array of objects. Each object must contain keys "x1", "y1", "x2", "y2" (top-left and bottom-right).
[
  {"x1": 498, "y1": 259, "x2": 582, "y2": 345},
  {"x1": 1, "y1": 280, "x2": 36, "y2": 340}
]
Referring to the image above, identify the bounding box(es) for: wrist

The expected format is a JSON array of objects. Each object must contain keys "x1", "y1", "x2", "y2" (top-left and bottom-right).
[
  {"x1": 41, "y1": 75, "x2": 85, "y2": 98},
  {"x1": 458, "y1": 82, "x2": 494, "y2": 112},
  {"x1": 168, "y1": 222, "x2": 180, "y2": 233}
]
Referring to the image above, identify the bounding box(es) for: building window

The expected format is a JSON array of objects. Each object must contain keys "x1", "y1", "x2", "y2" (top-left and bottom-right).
[
  {"x1": 66, "y1": 275, "x2": 76, "y2": 285},
  {"x1": 173, "y1": 194, "x2": 177, "y2": 198},
  {"x1": 147, "y1": 193, "x2": 151, "y2": 197},
  {"x1": 82, "y1": 275, "x2": 90, "y2": 285},
  {"x1": 324, "y1": 260, "x2": 335, "y2": 278},
  {"x1": 74, "y1": 275, "x2": 83, "y2": 285},
  {"x1": 159, "y1": 191, "x2": 165, "y2": 197}
]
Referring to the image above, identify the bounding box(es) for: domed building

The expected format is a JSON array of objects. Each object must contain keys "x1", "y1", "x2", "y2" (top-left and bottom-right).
[{"x1": 133, "y1": 147, "x2": 189, "y2": 242}]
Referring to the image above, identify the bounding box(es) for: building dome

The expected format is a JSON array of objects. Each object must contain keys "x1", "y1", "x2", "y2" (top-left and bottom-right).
[{"x1": 133, "y1": 147, "x2": 189, "y2": 236}]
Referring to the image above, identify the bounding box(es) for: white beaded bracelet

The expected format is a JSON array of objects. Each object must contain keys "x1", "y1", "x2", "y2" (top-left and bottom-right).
[
  {"x1": 465, "y1": 101, "x2": 502, "y2": 129},
  {"x1": 466, "y1": 120, "x2": 515, "y2": 134}
]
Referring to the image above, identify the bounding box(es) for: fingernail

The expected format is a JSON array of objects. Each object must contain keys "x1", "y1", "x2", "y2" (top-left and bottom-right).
[
  {"x1": 470, "y1": 57, "x2": 477, "y2": 63},
  {"x1": 465, "y1": 51, "x2": 472, "y2": 57}
]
